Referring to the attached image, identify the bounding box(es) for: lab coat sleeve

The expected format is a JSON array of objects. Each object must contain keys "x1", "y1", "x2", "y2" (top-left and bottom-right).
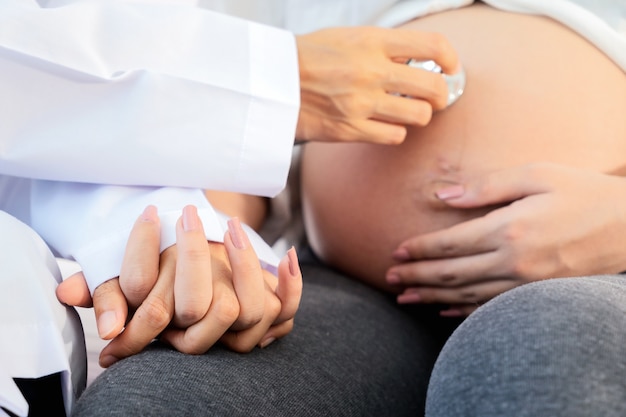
[
  {"x1": 0, "y1": 0, "x2": 299, "y2": 197},
  {"x1": 29, "y1": 180, "x2": 280, "y2": 294}
]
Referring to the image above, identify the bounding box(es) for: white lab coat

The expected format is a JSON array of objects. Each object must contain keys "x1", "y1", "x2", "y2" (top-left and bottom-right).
[
  {"x1": 1, "y1": 0, "x2": 624, "y2": 415},
  {"x1": 1, "y1": 1, "x2": 300, "y2": 415}
]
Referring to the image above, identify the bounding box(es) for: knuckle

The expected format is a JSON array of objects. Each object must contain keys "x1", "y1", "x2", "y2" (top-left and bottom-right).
[
  {"x1": 212, "y1": 295, "x2": 240, "y2": 327},
  {"x1": 236, "y1": 307, "x2": 264, "y2": 329},
  {"x1": 176, "y1": 305, "x2": 206, "y2": 325},
  {"x1": 425, "y1": 32, "x2": 452, "y2": 60},
  {"x1": 180, "y1": 246, "x2": 209, "y2": 264},
  {"x1": 121, "y1": 271, "x2": 154, "y2": 299},
  {"x1": 324, "y1": 119, "x2": 357, "y2": 142},
  {"x1": 430, "y1": 76, "x2": 449, "y2": 109},
  {"x1": 265, "y1": 295, "x2": 282, "y2": 320},
  {"x1": 459, "y1": 290, "x2": 480, "y2": 304},
  {"x1": 340, "y1": 95, "x2": 375, "y2": 117},
  {"x1": 509, "y1": 259, "x2": 531, "y2": 278},
  {"x1": 439, "y1": 271, "x2": 459, "y2": 285},
  {"x1": 138, "y1": 297, "x2": 172, "y2": 329},
  {"x1": 437, "y1": 238, "x2": 458, "y2": 256},
  {"x1": 502, "y1": 222, "x2": 525, "y2": 244},
  {"x1": 412, "y1": 102, "x2": 433, "y2": 126}
]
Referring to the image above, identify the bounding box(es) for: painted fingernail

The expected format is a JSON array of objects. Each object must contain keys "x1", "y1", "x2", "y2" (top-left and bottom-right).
[
  {"x1": 392, "y1": 248, "x2": 410, "y2": 261},
  {"x1": 182, "y1": 205, "x2": 200, "y2": 231},
  {"x1": 100, "y1": 355, "x2": 119, "y2": 368},
  {"x1": 259, "y1": 337, "x2": 276, "y2": 349},
  {"x1": 227, "y1": 217, "x2": 247, "y2": 250},
  {"x1": 97, "y1": 310, "x2": 118, "y2": 339},
  {"x1": 435, "y1": 184, "x2": 465, "y2": 200},
  {"x1": 287, "y1": 247, "x2": 300, "y2": 278},
  {"x1": 397, "y1": 292, "x2": 421, "y2": 304},
  {"x1": 386, "y1": 272, "x2": 401, "y2": 285},
  {"x1": 141, "y1": 205, "x2": 158, "y2": 222}
]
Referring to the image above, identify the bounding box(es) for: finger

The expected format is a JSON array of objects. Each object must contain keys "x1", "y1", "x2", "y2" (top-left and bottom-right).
[
  {"x1": 330, "y1": 116, "x2": 409, "y2": 145},
  {"x1": 219, "y1": 282, "x2": 282, "y2": 353},
  {"x1": 273, "y1": 247, "x2": 303, "y2": 325},
  {"x1": 99, "y1": 259, "x2": 176, "y2": 367},
  {"x1": 256, "y1": 319, "x2": 295, "y2": 349},
  {"x1": 221, "y1": 248, "x2": 304, "y2": 352},
  {"x1": 119, "y1": 205, "x2": 161, "y2": 308},
  {"x1": 225, "y1": 217, "x2": 265, "y2": 332},
  {"x1": 440, "y1": 304, "x2": 479, "y2": 318},
  {"x1": 173, "y1": 205, "x2": 213, "y2": 328},
  {"x1": 397, "y1": 279, "x2": 517, "y2": 306},
  {"x1": 56, "y1": 272, "x2": 92, "y2": 308},
  {"x1": 381, "y1": 29, "x2": 460, "y2": 74},
  {"x1": 393, "y1": 216, "x2": 502, "y2": 261},
  {"x1": 387, "y1": 251, "x2": 505, "y2": 287},
  {"x1": 384, "y1": 66, "x2": 449, "y2": 110},
  {"x1": 435, "y1": 164, "x2": 555, "y2": 208},
  {"x1": 373, "y1": 93, "x2": 435, "y2": 126},
  {"x1": 92, "y1": 278, "x2": 128, "y2": 340},
  {"x1": 161, "y1": 277, "x2": 240, "y2": 355}
]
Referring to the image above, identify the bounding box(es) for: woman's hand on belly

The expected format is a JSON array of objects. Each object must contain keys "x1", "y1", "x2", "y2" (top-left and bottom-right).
[{"x1": 385, "y1": 163, "x2": 626, "y2": 317}]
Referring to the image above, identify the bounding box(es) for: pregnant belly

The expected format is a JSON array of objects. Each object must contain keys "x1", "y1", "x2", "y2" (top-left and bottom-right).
[{"x1": 300, "y1": 3, "x2": 626, "y2": 291}]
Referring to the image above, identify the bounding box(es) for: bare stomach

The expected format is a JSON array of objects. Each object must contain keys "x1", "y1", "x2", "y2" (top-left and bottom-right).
[{"x1": 300, "y1": 3, "x2": 626, "y2": 291}]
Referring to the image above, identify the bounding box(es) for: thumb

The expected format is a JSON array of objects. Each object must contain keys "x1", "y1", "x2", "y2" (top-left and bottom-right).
[
  {"x1": 92, "y1": 278, "x2": 128, "y2": 340},
  {"x1": 56, "y1": 272, "x2": 93, "y2": 307},
  {"x1": 273, "y1": 247, "x2": 303, "y2": 324},
  {"x1": 435, "y1": 166, "x2": 547, "y2": 208}
]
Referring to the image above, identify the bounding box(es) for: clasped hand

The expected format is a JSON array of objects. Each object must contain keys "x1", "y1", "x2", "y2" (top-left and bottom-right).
[
  {"x1": 386, "y1": 163, "x2": 626, "y2": 316},
  {"x1": 57, "y1": 205, "x2": 302, "y2": 367}
]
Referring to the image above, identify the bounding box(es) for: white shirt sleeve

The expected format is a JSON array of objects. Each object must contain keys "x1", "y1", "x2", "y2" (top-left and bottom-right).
[
  {"x1": 0, "y1": 0, "x2": 299, "y2": 197},
  {"x1": 27, "y1": 180, "x2": 280, "y2": 294}
]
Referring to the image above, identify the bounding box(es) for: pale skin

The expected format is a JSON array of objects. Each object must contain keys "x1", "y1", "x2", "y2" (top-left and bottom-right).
[
  {"x1": 388, "y1": 163, "x2": 626, "y2": 316},
  {"x1": 293, "y1": 26, "x2": 460, "y2": 144},
  {"x1": 56, "y1": 25, "x2": 461, "y2": 364},
  {"x1": 301, "y1": 4, "x2": 626, "y2": 316},
  {"x1": 57, "y1": 205, "x2": 303, "y2": 367}
]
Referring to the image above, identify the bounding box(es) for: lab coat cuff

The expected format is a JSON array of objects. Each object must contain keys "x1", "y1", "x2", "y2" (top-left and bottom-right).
[
  {"x1": 75, "y1": 208, "x2": 280, "y2": 295},
  {"x1": 241, "y1": 24, "x2": 300, "y2": 197}
]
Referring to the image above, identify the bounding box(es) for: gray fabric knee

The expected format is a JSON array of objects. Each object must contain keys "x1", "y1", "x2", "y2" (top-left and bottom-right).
[
  {"x1": 74, "y1": 263, "x2": 457, "y2": 417},
  {"x1": 426, "y1": 276, "x2": 626, "y2": 417}
]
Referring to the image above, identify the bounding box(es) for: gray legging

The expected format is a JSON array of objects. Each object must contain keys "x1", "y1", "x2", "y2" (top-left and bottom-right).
[
  {"x1": 72, "y1": 258, "x2": 626, "y2": 417},
  {"x1": 427, "y1": 275, "x2": 626, "y2": 417}
]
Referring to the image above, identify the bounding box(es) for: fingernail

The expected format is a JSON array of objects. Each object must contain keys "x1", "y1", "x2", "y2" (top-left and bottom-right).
[
  {"x1": 259, "y1": 337, "x2": 276, "y2": 349},
  {"x1": 100, "y1": 355, "x2": 119, "y2": 368},
  {"x1": 392, "y1": 248, "x2": 410, "y2": 261},
  {"x1": 287, "y1": 247, "x2": 300, "y2": 277},
  {"x1": 227, "y1": 217, "x2": 247, "y2": 250},
  {"x1": 141, "y1": 205, "x2": 158, "y2": 222},
  {"x1": 386, "y1": 272, "x2": 401, "y2": 285},
  {"x1": 435, "y1": 184, "x2": 465, "y2": 200},
  {"x1": 182, "y1": 205, "x2": 200, "y2": 232},
  {"x1": 440, "y1": 309, "x2": 464, "y2": 318},
  {"x1": 397, "y1": 291, "x2": 421, "y2": 304},
  {"x1": 97, "y1": 311, "x2": 118, "y2": 339}
]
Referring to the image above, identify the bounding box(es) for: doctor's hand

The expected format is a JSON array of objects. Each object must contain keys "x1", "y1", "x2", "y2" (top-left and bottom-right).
[
  {"x1": 295, "y1": 26, "x2": 460, "y2": 145},
  {"x1": 57, "y1": 205, "x2": 303, "y2": 367},
  {"x1": 385, "y1": 163, "x2": 626, "y2": 317}
]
